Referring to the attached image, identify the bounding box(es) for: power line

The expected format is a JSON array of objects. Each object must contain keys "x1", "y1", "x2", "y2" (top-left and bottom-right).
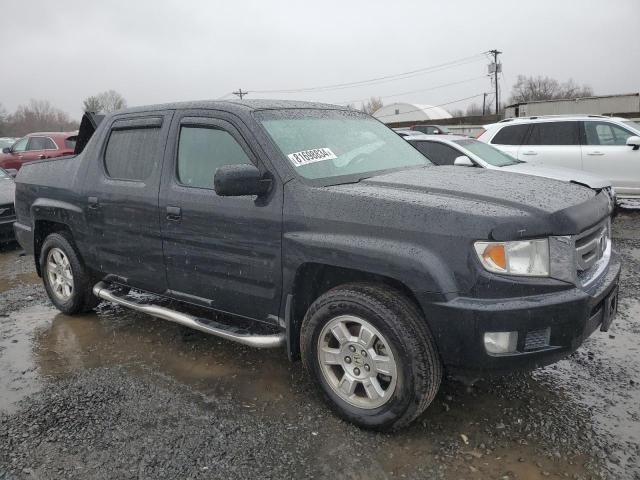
[
  {"x1": 337, "y1": 75, "x2": 488, "y2": 105},
  {"x1": 373, "y1": 93, "x2": 486, "y2": 119},
  {"x1": 232, "y1": 88, "x2": 248, "y2": 100},
  {"x1": 250, "y1": 53, "x2": 486, "y2": 94}
]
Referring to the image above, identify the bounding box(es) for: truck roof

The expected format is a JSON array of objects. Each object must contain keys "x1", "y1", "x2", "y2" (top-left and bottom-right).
[{"x1": 114, "y1": 99, "x2": 348, "y2": 115}]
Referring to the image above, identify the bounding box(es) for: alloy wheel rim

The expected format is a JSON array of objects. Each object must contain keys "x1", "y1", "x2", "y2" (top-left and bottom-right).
[
  {"x1": 46, "y1": 248, "x2": 74, "y2": 301},
  {"x1": 317, "y1": 315, "x2": 398, "y2": 409}
]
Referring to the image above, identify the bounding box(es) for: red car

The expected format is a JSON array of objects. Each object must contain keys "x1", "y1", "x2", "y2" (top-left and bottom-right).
[{"x1": 0, "y1": 132, "x2": 77, "y2": 170}]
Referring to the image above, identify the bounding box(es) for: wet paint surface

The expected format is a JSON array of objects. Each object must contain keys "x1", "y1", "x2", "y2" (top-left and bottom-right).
[{"x1": 1, "y1": 211, "x2": 639, "y2": 479}]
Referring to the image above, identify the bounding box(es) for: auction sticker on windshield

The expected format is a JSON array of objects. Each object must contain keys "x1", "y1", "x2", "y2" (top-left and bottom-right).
[{"x1": 287, "y1": 148, "x2": 337, "y2": 167}]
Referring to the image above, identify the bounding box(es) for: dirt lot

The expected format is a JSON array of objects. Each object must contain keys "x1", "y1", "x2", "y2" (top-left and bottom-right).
[{"x1": 1, "y1": 211, "x2": 639, "y2": 480}]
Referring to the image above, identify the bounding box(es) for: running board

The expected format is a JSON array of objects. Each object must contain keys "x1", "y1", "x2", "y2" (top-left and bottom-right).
[{"x1": 92, "y1": 282, "x2": 285, "y2": 349}]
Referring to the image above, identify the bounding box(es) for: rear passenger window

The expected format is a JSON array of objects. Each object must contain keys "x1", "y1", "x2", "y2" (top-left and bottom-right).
[
  {"x1": 27, "y1": 137, "x2": 56, "y2": 150},
  {"x1": 104, "y1": 127, "x2": 162, "y2": 181},
  {"x1": 526, "y1": 122, "x2": 580, "y2": 146},
  {"x1": 491, "y1": 124, "x2": 529, "y2": 145},
  {"x1": 177, "y1": 126, "x2": 252, "y2": 189}
]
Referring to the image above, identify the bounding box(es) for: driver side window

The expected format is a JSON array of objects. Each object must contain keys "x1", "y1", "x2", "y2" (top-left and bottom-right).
[
  {"x1": 11, "y1": 137, "x2": 28, "y2": 152},
  {"x1": 584, "y1": 122, "x2": 633, "y2": 146},
  {"x1": 177, "y1": 126, "x2": 253, "y2": 190}
]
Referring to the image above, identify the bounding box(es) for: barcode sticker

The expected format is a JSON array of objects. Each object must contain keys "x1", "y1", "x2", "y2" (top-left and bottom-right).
[{"x1": 287, "y1": 148, "x2": 337, "y2": 167}]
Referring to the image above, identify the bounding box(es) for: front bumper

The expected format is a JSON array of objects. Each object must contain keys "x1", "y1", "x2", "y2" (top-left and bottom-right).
[{"x1": 426, "y1": 250, "x2": 621, "y2": 375}]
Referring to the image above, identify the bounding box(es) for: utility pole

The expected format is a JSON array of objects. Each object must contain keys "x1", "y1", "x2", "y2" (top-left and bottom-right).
[
  {"x1": 488, "y1": 50, "x2": 502, "y2": 116},
  {"x1": 232, "y1": 88, "x2": 248, "y2": 100},
  {"x1": 482, "y1": 92, "x2": 488, "y2": 115}
]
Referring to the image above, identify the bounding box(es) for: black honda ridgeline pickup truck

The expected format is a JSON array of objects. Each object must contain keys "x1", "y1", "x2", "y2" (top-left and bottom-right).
[{"x1": 13, "y1": 100, "x2": 620, "y2": 430}]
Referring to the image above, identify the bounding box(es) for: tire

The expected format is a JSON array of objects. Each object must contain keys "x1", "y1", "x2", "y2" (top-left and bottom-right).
[
  {"x1": 40, "y1": 232, "x2": 100, "y2": 314},
  {"x1": 301, "y1": 282, "x2": 442, "y2": 430}
]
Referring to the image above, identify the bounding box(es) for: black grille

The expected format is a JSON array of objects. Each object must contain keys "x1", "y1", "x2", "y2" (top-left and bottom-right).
[
  {"x1": 0, "y1": 204, "x2": 14, "y2": 219},
  {"x1": 524, "y1": 328, "x2": 550, "y2": 351},
  {"x1": 574, "y1": 221, "x2": 608, "y2": 272}
]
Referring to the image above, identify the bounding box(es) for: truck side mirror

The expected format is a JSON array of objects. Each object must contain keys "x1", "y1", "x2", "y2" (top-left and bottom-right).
[
  {"x1": 214, "y1": 164, "x2": 272, "y2": 197},
  {"x1": 2, "y1": 147, "x2": 10, "y2": 154},
  {"x1": 626, "y1": 136, "x2": 640, "y2": 150},
  {"x1": 453, "y1": 155, "x2": 475, "y2": 167}
]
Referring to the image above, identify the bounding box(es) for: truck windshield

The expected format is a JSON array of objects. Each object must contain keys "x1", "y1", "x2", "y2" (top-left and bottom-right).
[
  {"x1": 257, "y1": 109, "x2": 431, "y2": 184},
  {"x1": 453, "y1": 139, "x2": 521, "y2": 167}
]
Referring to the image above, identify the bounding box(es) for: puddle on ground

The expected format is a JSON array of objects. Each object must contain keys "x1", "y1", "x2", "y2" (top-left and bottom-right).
[
  {"x1": 1, "y1": 301, "x2": 297, "y2": 414},
  {"x1": 0, "y1": 300, "x2": 609, "y2": 479}
]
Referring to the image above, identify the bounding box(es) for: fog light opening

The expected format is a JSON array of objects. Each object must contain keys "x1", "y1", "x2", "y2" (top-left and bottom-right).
[{"x1": 484, "y1": 331, "x2": 518, "y2": 354}]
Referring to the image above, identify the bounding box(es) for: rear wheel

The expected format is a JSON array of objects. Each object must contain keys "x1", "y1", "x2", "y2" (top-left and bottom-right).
[
  {"x1": 40, "y1": 232, "x2": 100, "y2": 314},
  {"x1": 301, "y1": 283, "x2": 442, "y2": 430}
]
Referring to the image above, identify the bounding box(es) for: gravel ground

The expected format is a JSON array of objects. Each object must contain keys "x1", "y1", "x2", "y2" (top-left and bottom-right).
[{"x1": 1, "y1": 210, "x2": 639, "y2": 480}]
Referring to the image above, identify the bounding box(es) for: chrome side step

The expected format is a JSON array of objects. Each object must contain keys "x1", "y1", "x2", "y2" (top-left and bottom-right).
[{"x1": 92, "y1": 282, "x2": 285, "y2": 349}]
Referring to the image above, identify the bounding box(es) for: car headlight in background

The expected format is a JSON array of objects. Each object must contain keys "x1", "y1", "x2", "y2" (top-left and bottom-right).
[{"x1": 474, "y1": 239, "x2": 550, "y2": 276}]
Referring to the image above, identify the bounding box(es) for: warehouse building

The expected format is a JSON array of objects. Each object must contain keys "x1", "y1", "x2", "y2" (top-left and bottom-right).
[
  {"x1": 504, "y1": 93, "x2": 640, "y2": 118},
  {"x1": 372, "y1": 102, "x2": 452, "y2": 124}
]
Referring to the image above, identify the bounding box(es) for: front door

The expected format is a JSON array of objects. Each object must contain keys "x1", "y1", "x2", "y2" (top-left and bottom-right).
[
  {"x1": 85, "y1": 113, "x2": 173, "y2": 293},
  {"x1": 582, "y1": 120, "x2": 640, "y2": 197},
  {"x1": 159, "y1": 113, "x2": 283, "y2": 323}
]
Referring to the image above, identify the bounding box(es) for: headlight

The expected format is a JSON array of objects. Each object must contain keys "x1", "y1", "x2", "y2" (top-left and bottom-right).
[{"x1": 474, "y1": 239, "x2": 550, "y2": 276}]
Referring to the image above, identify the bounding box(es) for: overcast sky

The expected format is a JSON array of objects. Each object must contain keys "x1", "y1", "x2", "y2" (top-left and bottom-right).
[{"x1": 2, "y1": 0, "x2": 639, "y2": 118}]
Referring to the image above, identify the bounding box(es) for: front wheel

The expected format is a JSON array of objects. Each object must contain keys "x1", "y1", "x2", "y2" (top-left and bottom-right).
[
  {"x1": 301, "y1": 283, "x2": 442, "y2": 430},
  {"x1": 40, "y1": 232, "x2": 100, "y2": 314}
]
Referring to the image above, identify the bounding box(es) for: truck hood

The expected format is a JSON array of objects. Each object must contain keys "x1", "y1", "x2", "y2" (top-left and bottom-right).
[
  {"x1": 0, "y1": 178, "x2": 15, "y2": 205},
  {"x1": 330, "y1": 166, "x2": 611, "y2": 240},
  {"x1": 500, "y1": 162, "x2": 611, "y2": 190}
]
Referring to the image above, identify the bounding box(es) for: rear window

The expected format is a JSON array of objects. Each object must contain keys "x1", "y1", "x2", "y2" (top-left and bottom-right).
[
  {"x1": 64, "y1": 136, "x2": 77, "y2": 149},
  {"x1": 490, "y1": 124, "x2": 529, "y2": 145},
  {"x1": 526, "y1": 121, "x2": 580, "y2": 146},
  {"x1": 104, "y1": 126, "x2": 162, "y2": 181}
]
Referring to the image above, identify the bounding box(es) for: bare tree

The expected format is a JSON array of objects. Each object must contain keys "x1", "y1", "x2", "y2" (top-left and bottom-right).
[
  {"x1": 82, "y1": 90, "x2": 127, "y2": 113},
  {"x1": 509, "y1": 75, "x2": 593, "y2": 104},
  {"x1": 465, "y1": 103, "x2": 484, "y2": 116},
  {"x1": 82, "y1": 95, "x2": 103, "y2": 113},
  {"x1": 361, "y1": 97, "x2": 384, "y2": 115},
  {"x1": 4, "y1": 100, "x2": 78, "y2": 136},
  {"x1": 449, "y1": 108, "x2": 464, "y2": 118}
]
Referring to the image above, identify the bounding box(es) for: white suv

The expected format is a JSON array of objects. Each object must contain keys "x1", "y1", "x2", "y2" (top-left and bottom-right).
[{"x1": 478, "y1": 115, "x2": 640, "y2": 199}]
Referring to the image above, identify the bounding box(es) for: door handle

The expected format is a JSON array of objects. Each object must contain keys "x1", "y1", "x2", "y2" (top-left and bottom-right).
[
  {"x1": 38, "y1": 154, "x2": 46, "y2": 159},
  {"x1": 166, "y1": 206, "x2": 182, "y2": 221},
  {"x1": 587, "y1": 151, "x2": 604, "y2": 156},
  {"x1": 88, "y1": 196, "x2": 100, "y2": 209},
  {"x1": 521, "y1": 151, "x2": 538, "y2": 156}
]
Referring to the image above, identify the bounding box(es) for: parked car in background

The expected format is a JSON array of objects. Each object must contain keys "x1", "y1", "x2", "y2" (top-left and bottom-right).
[
  {"x1": 0, "y1": 137, "x2": 17, "y2": 151},
  {"x1": 405, "y1": 134, "x2": 615, "y2": 202},
  {"x1": 392, "y1": 128, "x2": 419, "y2": 138},
  {"x1": 13, "y1": 99, "x2": 620, "y2": 430},
  {"x1": 0, "y1": 167, "x2": 16, "y2": 244},
  {"x1": 410, "y1": 124, "x2": 450, "y2": 135},
  {"x1": 0, "y1": 132, "x2": 78, "y2": 171},
  {"x1": 477, "y1": 115, "x2": 640, "y2": 199}
]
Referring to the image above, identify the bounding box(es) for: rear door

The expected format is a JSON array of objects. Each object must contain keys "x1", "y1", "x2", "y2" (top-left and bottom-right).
[
  {"x1": 519, "y1": 121, "x2": 582, "y2": 169},
  {"x1": 84, "y1": 113, "x2": 173, "y2": 293},
  {"x1": 23, "y1": 136, "x2": 52, "y2": 162},
  {"x1": 582, "y1": 120, "x2": 640, "y2": 196},
  {"x1": 159, "y1": 111, "x2": 283, "y2": 322}
]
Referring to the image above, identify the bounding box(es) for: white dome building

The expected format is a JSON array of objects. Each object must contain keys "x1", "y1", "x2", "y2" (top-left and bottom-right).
[{"x1": 372, "y1": 102, "x2": 453, "y2": 124}]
